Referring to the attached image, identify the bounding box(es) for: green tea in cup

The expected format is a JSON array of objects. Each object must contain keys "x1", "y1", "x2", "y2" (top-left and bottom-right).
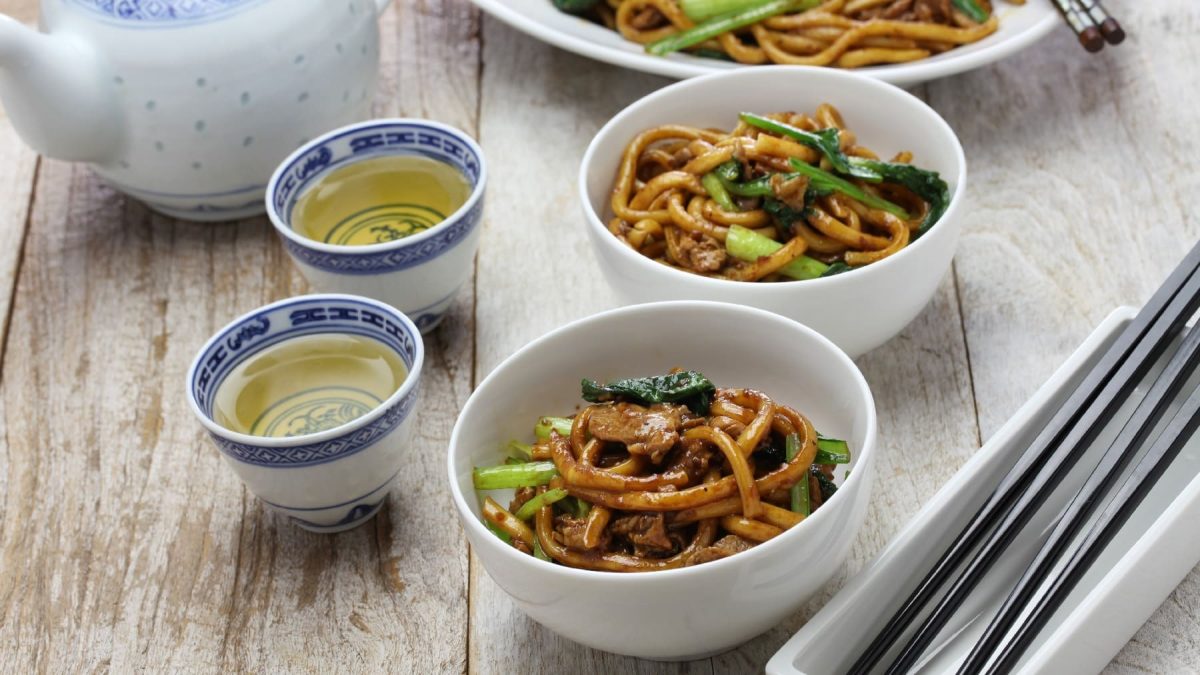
[
  {"x1": 213, "y1": 333, "x2": 407, "y2": 438},
  {"x1": 292, "y1": 154, "x2": 471, "y2": 246}
]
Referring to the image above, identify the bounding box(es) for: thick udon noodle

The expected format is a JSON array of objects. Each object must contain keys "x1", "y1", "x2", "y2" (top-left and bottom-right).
[
  {"x1": 607, "y1": 103, "x2": 934, "y2": 280},
  {"x1": 594, "y1": 0, "x2": 1021, "y2": 67},
  {"x1": 481, "y1": 388, "x2": 842, "y2": 572}
]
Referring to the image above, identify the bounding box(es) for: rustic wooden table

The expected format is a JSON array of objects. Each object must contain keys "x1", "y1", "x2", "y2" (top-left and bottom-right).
[{"x1": 1, "y1": 1, "x2": 1196, "y2": 672}]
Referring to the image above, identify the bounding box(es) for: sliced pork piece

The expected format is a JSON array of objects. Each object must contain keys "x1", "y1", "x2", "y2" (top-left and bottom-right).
[
  {"x1": 609, "y1": 513, "x2": 676, "y2": 557},
  {"x1": 587, "y1": 402, "x2": 686, "y2": 464}
]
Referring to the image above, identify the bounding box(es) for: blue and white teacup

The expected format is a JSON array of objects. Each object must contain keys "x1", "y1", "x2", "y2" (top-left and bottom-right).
[
  {"x1": 266, "y1": 119, "x2": 486, "y2": 333},
  {"x1": 186, "y1": 294, "x2": 424, "y2": 533}
]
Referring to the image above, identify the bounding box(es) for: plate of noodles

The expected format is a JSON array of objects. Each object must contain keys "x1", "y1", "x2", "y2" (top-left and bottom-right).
[{"x1": 471, "y1": 0, "x2": 1057, "y2": 85}]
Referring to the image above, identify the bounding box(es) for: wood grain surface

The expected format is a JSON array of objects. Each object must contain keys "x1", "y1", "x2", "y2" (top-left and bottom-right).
[{"x1": 1, "y1": 0, "x2": 1198, "y2": 673}]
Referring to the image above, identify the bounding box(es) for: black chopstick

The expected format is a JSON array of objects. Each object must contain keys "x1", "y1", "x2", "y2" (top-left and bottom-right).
[
  {"x1": 960, "y1": 301, "x2": 1200, "y2": 673},
  {"x1": 882, "y1": 257, "x2": 1200, "y2": 675},
  {"x1": 1051, "y1": 0, "x2": 1104, "y2": 52},
  {"x1": 985, "y1": 378, "x2": 1200, "y2": 673},
  {"x1": 1075, "y1": 0, "x2": 1126, "y2": 45},
  {"x1": 847, "y1": 240, "x2": 1200, "y2": 675}
]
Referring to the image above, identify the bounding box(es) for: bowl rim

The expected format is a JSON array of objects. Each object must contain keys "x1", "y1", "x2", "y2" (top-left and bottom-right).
[
  {"x1": 577, "y1": 65, "x2": 968, "y2": 293},
  {"x1": 447, "y1": 299, "x2": 879, "y2": 583},
  {"x1": 265, "y1": 117, "x2": 488, "y2": 256},
  {"x1": 185, "y1": 292, "x2": 426, "y2": 449}
]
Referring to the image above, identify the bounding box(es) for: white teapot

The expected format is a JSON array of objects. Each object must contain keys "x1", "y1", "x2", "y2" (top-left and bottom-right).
[{"x1": 0, "y1": 0, "x2": 389, "y2": 220}]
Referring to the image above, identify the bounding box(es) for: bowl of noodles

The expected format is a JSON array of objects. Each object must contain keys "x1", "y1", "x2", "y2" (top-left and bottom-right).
[
  {"x1": 579, "y1": 65, "x2": 966, "y2": 357},
  {"x1": 447, "y1": 300, "x2": 877, "y2": 659}
]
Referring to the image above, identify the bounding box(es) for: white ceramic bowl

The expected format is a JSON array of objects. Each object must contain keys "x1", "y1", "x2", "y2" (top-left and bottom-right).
[
  {"x1": 447, "y1": 301, "x2": 878, "y2": 660},
  {"x1": 579, "y1": 66, "x2": 967, "y2": 357}
]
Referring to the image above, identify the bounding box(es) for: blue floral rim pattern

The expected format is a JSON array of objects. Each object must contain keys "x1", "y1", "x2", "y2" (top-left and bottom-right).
[
  {"x1": 189, "y1": 296, "x2": 421, "y2": 468},
  {"x1": 69, "y1": 0, "x2": 267, "y2": 26},
  {"x1": 271, "y1": 122, "x2": 485, "y2": 276}
]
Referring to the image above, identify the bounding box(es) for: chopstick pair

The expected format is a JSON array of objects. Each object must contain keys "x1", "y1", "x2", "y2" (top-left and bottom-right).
[
  {"x1": 963, "y1": 300, "x2": 1200, "y2": 673},
  {"x1": 1052, "y1": 0, "x2": 1125, "y2": 52},
  {"x1": 848, "y1": 239, "x2": 1200, "y2": 675}
]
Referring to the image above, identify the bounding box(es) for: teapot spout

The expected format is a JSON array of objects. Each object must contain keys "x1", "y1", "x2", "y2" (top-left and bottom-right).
[{"x1": 0, "y1": 15, "x2": 122, "y2": 162}]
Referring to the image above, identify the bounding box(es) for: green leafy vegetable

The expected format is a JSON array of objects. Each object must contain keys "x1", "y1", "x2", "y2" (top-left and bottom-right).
[
  {"x1": 786, "y1": 433, "x2": 810, "y2": 516},
  {"x1": 740, "y1": 112, "x2": 881, "y2": 181},
  {"x1": 582, "y1": 370, "x2": 716, "y2": 415},
  {"x1": 569, "y1": 497, "x2": 591, "y2": 518},
  {"x1": 788, "y1": 158, "x2": 911, "y2": 220},
  {"x1": 812, "y1": 468, "x2": 839, "y2": 502},
  {"x1": 514, "y1": 488, "x2": 569, "y2": 521},
  {"x1": 714, "y1": 161, "x2": 742, "y2": 182},
  {"x1": 762, "y1": 197, "x2": 803, "y2": 236},
  {"x1": 690, "y1": 47, "x2": 736, "y2": 62},
  {"x1": 951, "y1": 0, "x2": 989, "y2": 23},
  {"x1": 646, "y1": 0, "x2": 820, "y2": 56},
  {"x1": 821, "y1": 262, "x2": 852, "y2": 278},
  {"x1": 473, "y1": 462, "x2": 558, "y2": 490},
  {"x1": 726, "y1": 225, "x2": 830, "y2": 280},
  {"x1": 720, "y1": 174, "x2": 774, "y2": 198},
  {"x1": 551, "y1": 0, "x2": 600, "y2": 14},
  {"x1": 848, "y1": 157, "x2": 951, "y2": 237},
  {"x1": 679, "y1": 0, "x2": 764, "y2": 21},
  {"x1": 486, "y1": 521, "x2": 512, "y2": 545},
  {"x1": 701, "y1": 172, "x2": 738, "y2": 212},
  {"x1": 534, "y1": 416, "x2": 573, "y2": 440},
  {"x1": 815, "y1": 436, "x2": 851, "y2": 464},
  {"x1": 506, "y1": 440, "x2": 532, "y2": 461}
]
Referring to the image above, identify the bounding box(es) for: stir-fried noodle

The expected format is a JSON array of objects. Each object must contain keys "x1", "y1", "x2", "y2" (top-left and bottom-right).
[{"x1": 606, "y1": 104, "x2": 950, "y2": 281}]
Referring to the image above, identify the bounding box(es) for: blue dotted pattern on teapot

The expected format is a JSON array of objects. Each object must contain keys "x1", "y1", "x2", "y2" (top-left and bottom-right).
[{"x1": 69, "y1": 0, "x2": 266, "y2": 25}]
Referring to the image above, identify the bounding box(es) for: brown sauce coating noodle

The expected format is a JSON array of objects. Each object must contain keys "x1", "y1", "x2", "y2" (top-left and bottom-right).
[
  {"x1": 489, "y1": 386, "x2": 840, "y2": 572},
  {"x1": 601, "y1": 0, "x2": 1020, "y2": 68},
  {"x1": 608, "y1": 104, "x2": 935, "y2": 280}
]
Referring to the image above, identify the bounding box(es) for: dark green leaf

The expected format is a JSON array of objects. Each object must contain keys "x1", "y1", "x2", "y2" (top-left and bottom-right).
[
  {"x1": 740, "y1": 113, "x2": 882, "y2": 181},
  {"x1": 820, "y1": 262, "x2": 852, "y2": 278},
  {"x1": 690, "y1": 47, "x2": 736, "y2": 62},
  {"x1": 581, "y1": 370, "x2": 716, "y2": 415},
  {"x1": 811, "y1": 465, "x2": 839, "y2": 502},
  {"x1": 951, "y1": 0, "x2": 989, "y2": 23},
  {"x1": 848, "y1": 157, "x2": 951, "y2": 239},
  {"x1": 552, "y1": 0, "x2": 600, "y2": 13}
]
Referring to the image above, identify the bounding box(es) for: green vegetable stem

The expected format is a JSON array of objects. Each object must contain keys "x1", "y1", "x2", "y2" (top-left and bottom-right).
[
  {"x1": 514, "y1": 488, "x2": 569, "y2": 521},
  {"x1": 472, "y1": 461, "x2": 558, "y2": 490},
  {"x1": 725, "y1": 225, "x2": 830, "y2": 280},
  {"x1": 646, "y1": 0, "x2": 820, "y2": 56},
  {"x1": 534, "y1": 416, "x2": 573, "y2": 440},
  {"x1": 740, "y1": 112, "x2": 882, "y2": 181},
  {"x1": 788, "y1": 158, "x2": 911, "y2": 220}
]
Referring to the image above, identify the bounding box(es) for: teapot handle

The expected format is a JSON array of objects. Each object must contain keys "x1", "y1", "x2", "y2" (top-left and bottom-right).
[{"x1": 374, "y1": 0, "x2": 393, "y2": 13}]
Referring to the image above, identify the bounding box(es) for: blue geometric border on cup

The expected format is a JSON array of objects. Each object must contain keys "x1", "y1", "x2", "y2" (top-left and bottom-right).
[{"x1": 266, "y1": 120, "x2": 487, "y2": 276}]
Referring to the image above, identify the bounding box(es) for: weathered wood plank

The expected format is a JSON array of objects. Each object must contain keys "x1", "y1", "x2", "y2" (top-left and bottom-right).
[
  {"x1": 1, "y1": 0, "x2": 38, "y2": 26},
  {"x1": 0, "y1": 1, "x2": 479, "y2": 672},
  {"x1": 931, "y1": 7, "x2": 1200, "y2": 673}
]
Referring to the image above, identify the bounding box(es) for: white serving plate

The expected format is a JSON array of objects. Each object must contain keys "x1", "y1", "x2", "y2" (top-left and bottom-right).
[
  {"x1": 768, "y1": 307, "x2": 1200, "y2": 674},
  {"x1": 472, "y1": 0, "x2": 1058, "y2": 86}
]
